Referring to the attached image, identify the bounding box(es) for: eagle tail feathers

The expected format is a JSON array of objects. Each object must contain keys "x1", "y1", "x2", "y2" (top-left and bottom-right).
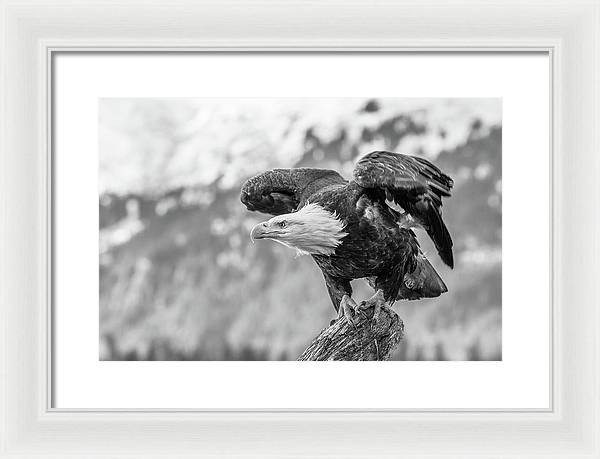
[{"x1": 398, "y1": 254, "x2": 448, "y2": 300}]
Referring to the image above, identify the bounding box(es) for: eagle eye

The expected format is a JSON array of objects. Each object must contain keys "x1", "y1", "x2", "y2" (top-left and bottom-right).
[{"x1": 278, "y1": 221, "x2": 287, "y2": 228}]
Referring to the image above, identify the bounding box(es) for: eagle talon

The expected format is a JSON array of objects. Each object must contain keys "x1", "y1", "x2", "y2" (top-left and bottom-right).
[
  {"x1": 340, "y1": 295, "x2": 359, "y2": 329},
  {"x1": 353, "y1": 301, "x2": 368, "y2": 321},
  {"x1": 371, "y1": 301, "x2": 382, "y2": 325},
  {"x1": 361, "y1": 290, "x2": 385, "y2": 327}
]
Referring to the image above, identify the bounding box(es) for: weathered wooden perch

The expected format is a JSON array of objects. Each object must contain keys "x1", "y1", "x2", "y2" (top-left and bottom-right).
[{"x1": 298, "y1": 304, "x2": 404, "y2": 361}]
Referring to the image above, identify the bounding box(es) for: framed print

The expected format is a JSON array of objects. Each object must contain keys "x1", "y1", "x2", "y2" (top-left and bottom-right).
[{"x1": 1, "y1": 0, "x2": 599, "y2": 458}]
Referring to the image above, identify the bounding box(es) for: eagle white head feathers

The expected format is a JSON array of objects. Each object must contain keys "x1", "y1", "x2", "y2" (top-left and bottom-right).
[{"x1": 250, "y1": 203, "x2": 348, "y2": 256}]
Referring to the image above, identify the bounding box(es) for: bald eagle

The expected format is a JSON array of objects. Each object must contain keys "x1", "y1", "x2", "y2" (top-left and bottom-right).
[{"x1": 240, "y1": 151, "x2": 454, "y2": 326}]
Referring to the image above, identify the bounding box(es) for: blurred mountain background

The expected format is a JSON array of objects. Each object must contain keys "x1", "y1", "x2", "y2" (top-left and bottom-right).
[{"x1": 99, "y1": 98, "x2": 502, "y2": 361}]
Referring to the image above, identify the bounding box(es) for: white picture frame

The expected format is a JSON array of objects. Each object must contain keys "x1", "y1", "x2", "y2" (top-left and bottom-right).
[{"x1": 0, "y1": 0, "x2": 598, "y2": 457}]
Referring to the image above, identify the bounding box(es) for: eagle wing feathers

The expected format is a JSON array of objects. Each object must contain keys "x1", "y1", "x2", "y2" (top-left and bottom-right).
[
  {"x1": 240, "y1": 168, "x2": 347, "y2": 216},
  {"x1": 354, "y1": 151, "x2": 452, "y2": 200},
  {"x1": 353, "y1": 151, "x2": 455, "y2": 268}
]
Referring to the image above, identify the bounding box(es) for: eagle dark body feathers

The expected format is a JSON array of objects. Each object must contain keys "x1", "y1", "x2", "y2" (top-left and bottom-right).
[{"x1": 241, "y1": 151, "x2": 454, "y2": 312}]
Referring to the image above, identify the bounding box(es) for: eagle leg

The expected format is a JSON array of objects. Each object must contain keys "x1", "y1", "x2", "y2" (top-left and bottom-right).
[{"x1": 339, "y1": 295, "x2": 359, "y2": 329}]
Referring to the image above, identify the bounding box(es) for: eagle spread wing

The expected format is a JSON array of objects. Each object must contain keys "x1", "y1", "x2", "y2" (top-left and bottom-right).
[
  {"x1": 353, "y1": 151, "x2": 454, "y2": 268},
  {"x1": 240, "y1": 168, "x2": 347, "y2": 216}
]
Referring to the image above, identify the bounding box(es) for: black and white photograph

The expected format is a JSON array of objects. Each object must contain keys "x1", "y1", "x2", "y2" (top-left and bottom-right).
[
  {"x1": 6, "y1": 0, "x2": 600, "y2": 455},
  {"x1": 99, "y1": 97, "x2": 502, "y2": 361}
]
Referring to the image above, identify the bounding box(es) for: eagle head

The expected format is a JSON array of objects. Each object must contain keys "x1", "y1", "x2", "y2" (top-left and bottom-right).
[{"x1": 250, "y1": 203, "x2": 348, "y2": 256}]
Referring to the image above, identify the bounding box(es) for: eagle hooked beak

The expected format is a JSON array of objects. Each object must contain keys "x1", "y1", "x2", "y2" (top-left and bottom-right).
[{"x1": 250, "y1": 221, "x2": 270, "y2": 242}]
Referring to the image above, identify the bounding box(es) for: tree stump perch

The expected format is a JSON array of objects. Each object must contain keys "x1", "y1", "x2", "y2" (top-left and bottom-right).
[{"x1": 298, "y1": 304, "x2": 404, "y2": 361}]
